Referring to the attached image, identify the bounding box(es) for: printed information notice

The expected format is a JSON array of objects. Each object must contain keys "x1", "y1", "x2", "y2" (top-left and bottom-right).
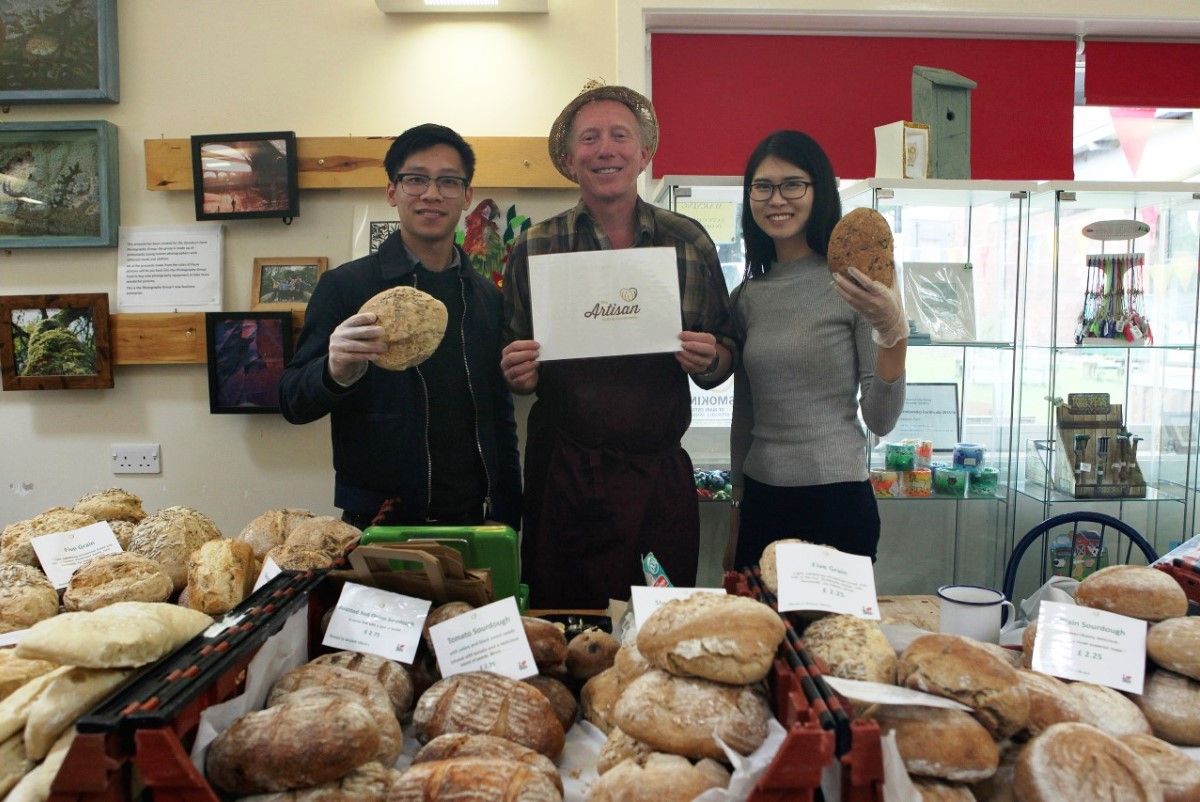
[
  {"x1": 429, "y1": 597, "x2": 537, "y2": 680},
  {"x1": 322, "y1": 582, "x2": 430, "y2": 664},
  {"x1": 117, "y1": 224, "x2": 224, "y2": 312},
  {"x1": 1031, "y1": 600, "x2": 1147, "y2": 693},
  {"x1": 775, "y1": 542, "x2": 880, "y2": 619},
  {"x1": 629, "y1": 586, "x2": 726, "y2": 632},
  {"x1": 31, "y1": 522, "x2": 123, "y2": 588},
  {"x1": 252, "y1": 556, "x2": 281, "y2": 593}
]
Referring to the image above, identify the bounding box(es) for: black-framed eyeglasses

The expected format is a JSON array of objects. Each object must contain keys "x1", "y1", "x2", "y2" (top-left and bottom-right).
[
  {"x1": 748, "y1": 179, "x2": 812, "y2": 202},
  {"x1": 392, "y1": 173, "x2": 468, "y2": 198}
]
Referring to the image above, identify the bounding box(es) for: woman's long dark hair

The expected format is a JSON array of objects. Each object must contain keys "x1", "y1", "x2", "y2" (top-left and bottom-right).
[{"x1": 741, "y1": 130, "x2": 841, "y2": 279}]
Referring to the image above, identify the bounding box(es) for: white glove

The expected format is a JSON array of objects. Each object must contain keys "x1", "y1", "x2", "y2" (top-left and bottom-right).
[{"x1": 832, "y1": 266, "x2": 908, "y2": 348}]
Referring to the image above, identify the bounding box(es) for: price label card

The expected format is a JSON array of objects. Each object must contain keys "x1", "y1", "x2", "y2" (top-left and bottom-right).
[
  {"x1": 823, "y1": 676, "x2": 972, "y2": 711},
  {"x1": 322, "y1": 582, "x2": 430, "y2": 664},
  {"x1": 1031, "y1": 600, "x2": 1147, "y2": 694},
  {"x1": 629, "y1": 586, "x2": 727, "y2": 632},
  {"x1": 252, "y1": 556, "x2": 281, "y2": 592},
  {"x1": 31, "y1": 522, "x2": 123, "y2": 588},
  {"x1": 429, "y1": 597, "x2": 537, "y2": 680},
  {"x1": 775, "y1": 543, "x2": 880, "y2": 619}
]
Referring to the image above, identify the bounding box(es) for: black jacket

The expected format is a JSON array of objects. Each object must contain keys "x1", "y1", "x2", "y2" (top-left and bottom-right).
[{"x1": 279, "y1": 231, "x2": 521, "y2": 529}]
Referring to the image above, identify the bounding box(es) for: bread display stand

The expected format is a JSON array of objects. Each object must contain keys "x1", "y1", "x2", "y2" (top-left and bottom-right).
[{"x1": 46, "y1": 569, "x2": 326, "y2": 802}]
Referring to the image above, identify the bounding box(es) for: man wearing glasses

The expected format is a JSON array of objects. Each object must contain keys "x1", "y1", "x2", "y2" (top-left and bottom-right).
[{"x1": 281, "y1": 124, "x2": 521, "y2": 533}]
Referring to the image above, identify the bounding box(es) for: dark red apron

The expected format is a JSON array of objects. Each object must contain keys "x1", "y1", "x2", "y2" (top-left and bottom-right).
[{"x1": 521, "y1": 352, "x2": 699, "y2": 609}]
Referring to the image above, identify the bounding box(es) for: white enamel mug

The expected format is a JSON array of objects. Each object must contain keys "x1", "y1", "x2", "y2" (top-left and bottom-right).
[{"x1": 936, "y1": 584, "x2": 1017, "y2": 644}]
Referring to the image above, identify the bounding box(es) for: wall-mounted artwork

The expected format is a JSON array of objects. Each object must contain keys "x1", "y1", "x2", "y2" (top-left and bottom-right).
[
  {"x1": 0, "y1": 0, "x2": 118, "y2": 103},
  {"x1": 0, "y1": 120, "x2": 118, "y2": 248},
  {"x1": 251, "y1": 257, "x2": 328, "y2": 311},
  {"x1": 191, "y1": 131, "x2": 299, "y2": 222},
  {"x1": 0, "y1": 293, "x2": 112, "y2": 390},
  {"x1": 205, "y1": 312, "x2": 293, "y2": 414}
]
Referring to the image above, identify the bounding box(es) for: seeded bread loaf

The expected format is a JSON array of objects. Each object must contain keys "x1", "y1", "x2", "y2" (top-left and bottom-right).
[
  {"x1": 72, "y1": 488, "x2": 145, "y2": 523},
  {"x1": 1014, "y1": 722, "x2": 1162, "y2": 802},
  {"x1": 235, "y1": 509, "x2": 316, "y2": 560},
  {"x1": 1146, "y1": 617, "x2": 1200, "y2": 680},
  {"x1": 802, "y1": 614, "x2": 897, "y2": 685},
  {"x1": 281, "y1": 516, "x2": 360, "y2": 561},
  {"x1": 863, "y1": 704, "x2": 998, "y2": 782},
  {"x1": 186, "y1": 538, "x2": 256, "y2": 615},
  {"x1": 128, "y1": 506, "x2": 222, "y2": 592},
  {"x1": 1, "y1": 508, "x2": 97, "y2": 568},
  {"x1": 63, "y1": 553, "x2": 173, "y2": 612},
  {"x1": 359, "y1": 286, "x2": 448, "y2": 372},
  {"x1": 311, "y1": 651, "x2": 414, "y2": 717},
  {"x1": 0, "y1": 564, "x2": 59, "y2": 633},
  {"x1": 264, "y1": 544, "x2": 333, "y2": 571},
  {"x1": 588, "y1": 753, "x2": 730, "y2": 802},
  {"x1": 827, "y1": 207, "x2": 896, "y2": 287},
  {"x1": 412, "y1": 733, "x2": 561, "y2": 793},
  {"x1": 1075, "y1": 565, "x2": 1188, "y2": 622}
]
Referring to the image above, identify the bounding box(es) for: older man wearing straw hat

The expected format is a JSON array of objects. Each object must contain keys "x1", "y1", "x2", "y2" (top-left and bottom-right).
[{"x1": 500, "y1": 81, "x2": 736, "y2": 609}]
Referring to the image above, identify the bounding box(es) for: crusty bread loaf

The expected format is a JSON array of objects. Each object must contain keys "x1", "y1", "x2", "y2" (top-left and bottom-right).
[
  {"x1": 612, "y1": 669, "x2": 771, "y2": 761},
  {"x1": 523, "y1": 674, "x2": 576, "y2": 733},
  {"x1": 0, "y1": 667, "x2": 71, "y2": 743},
  {"x1": 1014, "y1": 722, "x2": 1162, "y2": 802},
  {"x1": 359, "y1": 285, "x2": 448, "y2": 372},
  {"x1": 1021, "y1": 617, "x2": 1037, "y2": 669},
  {"x1": 236, "y1": 509, "x2": 316, "y2": 560},
  {"x1": 0, "y1": 564, "x2": 59, "y2": 633},
  {"x1": 1067, "y1": 681, "x2": 1151, "y2": 737},
  {"x1": 1146, "y1": 617, "x2": 1200, "y2": 680},
  {"x1": 636, "y1": 593, "x2": 785, "y2": 685},
  {"x1": 282, "y1": 516, "x2": 360, "y2": 561},
  {"x1": 802, "y1": 614, "x2": 897, "y2": 685},
  {"x1": 236, "y1": 762, "x2": 400, "y2": 802},
  {"x1": 897, "y1": 634, "x2": 1029, "y2": 738},
  {"x1": 758, "y1": 538, "x2": 810, "y2": 594},
  {"x1": 0, "y1": 733, "x2": 32, "y2": 798},
  {"x1": 206, "y1": 694, "x2": 381, "y2": 794},
  {"x1": 1075, "y1": 565, "x2": 1187, "y2": 622},
  {"x1": 24, "y1": 666, "x2": 130, "y2": 759},
  {"x1": 827, "y1": 207, "x2": 896, "y2": 287},
  {"x1": 0, "y1": 653, "x2": 58, "y2": 703},
  {"x1": 588, "y1": 753, "x2": 730, "y2": 802},
  {"x1": 1132, "y1": 668, "x2": 1200, "y2": 746},
  {"x1": 596, "y1": 727, "x2": 655, "y2": 775},
  {"x1": 1, "y1": 508, "x2": 97, "y2": 568},
  {"x1": 864, "y1": 704, "x2": 998, "y2": 782},
  {"x1": 580, "y1": 666, "x2": 622, "y2": 734},
  {"x1": 969, "y1": 740, "x2": 1019, "y2": 802},
  {"x1": 911, "y1": 779, "x2": 977, "y2": 802},
  {"x1": 311, "y1": 651, "x2": 414, "y2": 717},
  {"x1": 265, "y1": 544, "x2": 333, "y2": 572},
  {"x1": 413, "y1": 672, "x2": 565, "y2": 759},
  {"x1": 1119, "y1": 733, "x2": 1200, "y2": 802},
  {"x1": 566, "y1": 629, "x2": 619, "y2": 680},
  {"x1": 422, "y1": 601, "x2": 475, "y2": 650},
  {"x1": 412, "y1": 734, "x2": 561, "y2": 793},
  {"x1": 15, "y1": 601, "x2": 211, "y2": 668},
  {"x1": 271, "y1": 685, "x2": 402, "y2": 767},
  {"x1": 72, "y1": 488, "x2": 145, "y2": 523},
  {"x1": 128, "y1": 506, "x2": 222, "y2": 592},
  {"x1": 108, "y1": 519, "x2": 136, "y2": 551},
  {"x1": 387, "y1": 757, "x2": 562, "y2": 802},
  {"x1": 63, "y1": 552, "x2": 173, "y2": 612},
  {"x1": 522, "y1": 617, "x2": 568, "y2": 669},
  {"x1": 612, "y1": 642, "x2": 651, "y2": 687},
  {"x1": 186, "y1": 538, "x2": 256, "y2": 615},
  {"x1": 5, "y1": 728, "x2": 73, "y2": 802},
  {"x1": 1015, "y1": 670, "x2": 1083, "y2": 735}
]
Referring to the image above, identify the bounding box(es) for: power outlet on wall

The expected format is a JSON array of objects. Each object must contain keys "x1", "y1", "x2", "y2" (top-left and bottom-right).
[{"x1": 111, "y1": 443, "x2": 161, "y2": 474}]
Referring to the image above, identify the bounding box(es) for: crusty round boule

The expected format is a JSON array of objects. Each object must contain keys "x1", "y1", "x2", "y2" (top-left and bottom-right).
[
  {"x1": 63, "y1": 552, "x2": 173, "y2": 612},
  {"x1": 0, "y1": 563, "x2": 59, "y2": 632},
  {"x1": 359, "y1": 285, "x2": 448, "y2": 371},
  {"x1": 72, "y1": 488, "x2": 146, "y2": 523},
  {"x1": 826, "y1": 207, "x2": 896, "y2": 287},
  {"x1": 127, "y1": 506, "x2": 222, "y2": 592},
  {"x1": 1, "y1": 508, "x2": 97, "y2": 568}
]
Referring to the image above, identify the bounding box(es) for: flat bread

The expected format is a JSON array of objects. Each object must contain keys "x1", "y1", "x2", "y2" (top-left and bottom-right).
[
  {"x1": 827, "y1": 207, "x2": 895, "y2": 287},
  {"x1": 359, "y1": 286, "x2": 448, "y2": 371}
]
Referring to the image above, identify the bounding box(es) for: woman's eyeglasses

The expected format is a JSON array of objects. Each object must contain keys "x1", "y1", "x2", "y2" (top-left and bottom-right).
[{"x1": 748, "y1": 179, "x2": 812, "y2": 202}]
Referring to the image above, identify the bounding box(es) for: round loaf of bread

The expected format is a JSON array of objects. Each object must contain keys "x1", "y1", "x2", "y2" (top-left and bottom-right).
[
  {"x1": 1014, "y1": 722, "x2": 1162, "y2": 802},
  {"x1": 897, "y1": 634, "x2": 1029, "y2": 738},
  {"x1": 359, "y1": 285, "x2": 448, "y2": 372},
  {"x1": 1119, "y1": 733, "x2": 1200, "y2": 802},
  {"x1": 128, "y1": 506, "x2": 222, "y2": 592},
  {"x1": 281, "y1": 516, "x2": 360, "y2": 561},
  {"x1": 1016, "y1": 670, "x2": 1084, "y2": 735},
  {"x1": 268, "y1": 664, "x2": 401, "y2": 763},
  {"x1": 1132, "y1": 668, "x2": 1200, "y2": 746},
  {"x1": 521, "y1": 616, "x2": 568, "y2": 669},
  {"x1": 580, "y1": 666, "x2": 622, "y2": 734},
  {"x1": 802, "y1": 614, "x2": 897, "y2": 685},
  {"x1": 1075, "y1": 565, "x2": 1187, "y2": 622},
  {"x1": 597, "y1": 727, "x2": 655, "y2": 775},
  {"x1": 235, "y1": 762, "x2": 400, "y2": 802},
  {"x1": 864, "y1": 704, "x2": 998, "y2": 782},
  {"x1": 911, "y1": 779, "x2": 977, "y2": 801},
  {"x1": 72, "y1": 488, "x2": 145, "y2": 523},
  {"x1": 311, "y1": 651, "x2": 414, "y2": 717},
  {"x1": 523, "y1": 674, "x2": 576, "y2": 733},
  {"x1": 636, "y1": 593, "x2": 785, "y2": 685},
  {"x1": 388, "y1": 757, "x2": 561, "y2": 802},
  {"x1": 966, "y1": 740, "x2": 1020, "y2": 802},
  {"x1": 612, "y1": 669, "x2": 771, "y2": 761},
  {"x1": 2, "y1": 508, "x2": 97, "y2": 568},
  {"x1": 1067, "y1": 680, "x2": 1151, "y2": 737},
  {"x1": 566, "y1": 628, "x2": 619, "y2": 680},
  {"x1": 264, "y1": 544, "x2": 332, "y2": 572},
  {"x1": 412, "y1": 671, "x2": 565, "y2": 759},
  {"x1": 63, "y1": 553, "x2": 173, "y2": 612},
  {"x1": 589, "y1": 753, "x2": 730, "y2": 802},
  {"x1": 412, "y1": 733, "x2": 562, "y2": 793},
  {"x1": 422, "y1": 601, "x2": 474, "y2": 650},
  {"x1": 235, "y1": 509, "x2": 315, "y2": 560},
  {"x1": 758, "y1": 538, "x2": 810, "y2": 594},
  {"x1": 826, "y1": 207, "x2": 896, "y2": 287},
  {"x1": 107, "y1": 520, "x2": 136, "y2": 551},
  {"x1": 0, "y1": 564, "x2": 58, "y2": 633},
  {"x1": 1146, "y1": 617, "x2": 1200, "y2": 680},
  {"x1": 613, "y1": 642, "x2": 651, "y2": 686},
  {"x1": 186, "y1": 539, "x2": 256, "y2": 616},
  {"x1": 269, "y1": 685, "x2": 401, "y2": 767}
]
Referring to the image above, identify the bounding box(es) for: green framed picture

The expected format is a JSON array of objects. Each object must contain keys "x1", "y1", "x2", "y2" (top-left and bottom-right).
[{"x1": 0, "y1": 0, "x2": 119, "y2": 103}]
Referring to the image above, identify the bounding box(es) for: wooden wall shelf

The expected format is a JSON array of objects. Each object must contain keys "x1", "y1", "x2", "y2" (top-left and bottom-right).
[
  {"x1": 112, "y1": 312, "x2": 304, "y2": 365},
  {"x1": 145, "y1": 136, "x2": 575, "y2": 192}
]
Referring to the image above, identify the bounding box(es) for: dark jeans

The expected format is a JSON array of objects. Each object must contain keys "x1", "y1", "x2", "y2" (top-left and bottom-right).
[{"x1": 734, "y1": 475, "x2": 881, "y2": 569}]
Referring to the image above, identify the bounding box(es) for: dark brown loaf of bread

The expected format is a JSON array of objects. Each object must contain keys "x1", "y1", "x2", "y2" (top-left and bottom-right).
[
  {"x1": 863, "y1": 704, "x2": 998, "y2": 782},
  {"x1": 387, "y1": 757, "x2": 562, "y2": 802},
  {"x1": 826, "y1": 208, "x2": 896, "y2": 287},
  {"x1": 422, "y1": 601, "x2": 474, "y2": 650},
  {"x1": 521, "y1": 617, "x2": 568, "y2": 669},
  {"x1": 1014, "y1": 722, "x2": 1162, "y2": 802},
  {"x1": 523, "y1": 674, "x2": 576, "y2": 732},
  {"x1": 272, "y1": 686, "x2": 402, "y2": 767},
  {"x1": 412, "y1": 733, "x2": 562, "y2": 794},
  {"x1": 565, "y1": 628, "x2": 619, "y2": 680},
  {"x1": 311, "y1": 651, "x2": 415, "y2": 717},
  {"x1": 412, "y1": 671, "x2": 565, "y2": 759}
]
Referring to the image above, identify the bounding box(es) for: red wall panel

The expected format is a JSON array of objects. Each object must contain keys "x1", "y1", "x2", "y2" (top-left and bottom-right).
[{"x1": 1085, "y1": 41, "x2": 1200, "y2": 108}]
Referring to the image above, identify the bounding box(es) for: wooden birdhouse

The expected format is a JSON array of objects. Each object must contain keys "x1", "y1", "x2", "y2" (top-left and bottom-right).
[{"x1": 912, "y1": 65, "x2": 977, "y2": 179}]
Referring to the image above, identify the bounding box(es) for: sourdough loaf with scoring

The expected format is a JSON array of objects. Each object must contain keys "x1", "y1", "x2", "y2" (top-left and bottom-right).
[
  {"x1": 1075, "y1": 565, "x2": 1188, "y2": 622},
  {"x1": 269, "y1": 685, "x2": 402, "y2": 767},
  {"x1": 236, "y1": 762, "x2": 400, "y2": 802},
  {"x1": 128, "y1": 505, "x2": 222, "y2": 592},
  {"x1": 310, "y1": 651, "x2": 414, "y2": 717},
  {"x1": 412, "y1": 733, "x2": 562, "y2": 794},
  {"x1": 1014, "y1": 722, "x2": 1162, "y2": 802},
  {"x1": 388, "y1": 757, "x2": 562, "y2": 802}
]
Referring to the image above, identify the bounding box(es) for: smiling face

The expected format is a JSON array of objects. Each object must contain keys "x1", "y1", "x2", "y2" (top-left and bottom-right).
[
  {"x1": 386, "y1": 143, "x2": 472, "y2": 248},
  {"x1": 748, "y1": 154, "x2": 815, "y2": 262},
  {"x1": 563, "y1": 99, "x2": 650, "y2": 206}
]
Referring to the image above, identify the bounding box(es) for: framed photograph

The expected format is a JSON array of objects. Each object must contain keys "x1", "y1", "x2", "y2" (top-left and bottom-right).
[
  {"x1": 0, "y1": 293, "x2": 112, "y2": 390},
  {"x1": 251, "y1": 257, "x2": 328, "y2": 311},
  {"x1": 0, "y1": 120, "x2": 119, "y2": 248},
  {"x1": 205, "y1": 312, "x2": 293, "y2": 414},
  {"x1": 882, "y1": 382, "x2": 961, "y2": 451},
  {"x1": 191, "y1": 131, "x2": 299, "y2": 222},
  {"x1": 0, "y1": 0, "x2": 118, "y2": 104}
]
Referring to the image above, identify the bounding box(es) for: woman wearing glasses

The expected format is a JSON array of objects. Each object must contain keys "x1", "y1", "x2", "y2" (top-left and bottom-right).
[{"x1": 724, "y1": 130, "x2": 907, "y2": 571}]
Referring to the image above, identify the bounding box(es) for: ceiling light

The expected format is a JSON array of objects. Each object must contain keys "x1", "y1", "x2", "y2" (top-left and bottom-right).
[{"x1": 375, "y1": 0, "x2": 548, "y2": 12}]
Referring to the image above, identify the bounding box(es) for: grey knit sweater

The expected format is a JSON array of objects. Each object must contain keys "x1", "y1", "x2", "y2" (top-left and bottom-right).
[{"x1": 730, "y1": 253, "x2": 906, "y2": 487}]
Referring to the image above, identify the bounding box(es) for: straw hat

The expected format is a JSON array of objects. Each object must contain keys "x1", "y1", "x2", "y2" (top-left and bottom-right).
[{"x1": 548, "y1": 79, "x2": 660, "y2": 181}]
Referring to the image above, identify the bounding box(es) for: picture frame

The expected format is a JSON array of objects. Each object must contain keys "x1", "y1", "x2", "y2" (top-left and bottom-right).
[
  {"x1": 191, "y1": 131, "x2": 299, "y2": 222},
  {"x1": 204, "y1": 311, "x2": 293, "y2": 414},
  {"x1": 251, "y1": 257, "x2": 328, "y2": 311},
  {"x1": 882, "y1": 382, "x2": 961, "y2": 452},
  {"x1": 0, "y1": 120, "x2": 119, "y2": 248},
  {"x1": 0, "y1": 293, "x2": 112, "y2": 390},
  {"x1": 0, "y1": 0, "x2": 119, "y2": 104}
]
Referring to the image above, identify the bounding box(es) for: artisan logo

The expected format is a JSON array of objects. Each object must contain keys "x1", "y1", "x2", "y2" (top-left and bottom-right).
[
  {"x1": 619, "y1": 287, "x2": 638, "y2": 302},
  {"x1": 584, "y1": 287, "x2": 640, "y2": 319}
]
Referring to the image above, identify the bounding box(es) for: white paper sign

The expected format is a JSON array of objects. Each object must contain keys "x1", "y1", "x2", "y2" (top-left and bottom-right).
[
  {"x1": 529, "y1": 247, "x2": 682, "y2": 361},
  {"x1": 117, "y1": 224, "x2": 224, "y2": 312},
  {"x1": 252, "y1": 556, "x2": 281, "y2": 593},
  {"x1": 322, "y1": 582, "x2": 430, "y2": 664},
  {"x1": 823, "y1": 676, "x2": 972, "y2": 711},
  {"x1": 31, "y1": 522, "x2": 123, "y2": 588},
  {"x1": 1031, "y1": 600, "x2": 1147, "y2": 693},
  {"x1": 629, "y1": 586, "x2": 726, "y2": 632},
  {"x1": 775, "y1": 543, "x2": 880, "y2": 619},
  {"x1": 429, "y1": 596, "x2": 537, "y2": 679}
]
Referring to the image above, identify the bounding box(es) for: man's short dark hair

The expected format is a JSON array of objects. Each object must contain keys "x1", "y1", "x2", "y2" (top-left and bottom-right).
[{"x1": 383, "y1": 123, "x2": 476, "y2": 184}]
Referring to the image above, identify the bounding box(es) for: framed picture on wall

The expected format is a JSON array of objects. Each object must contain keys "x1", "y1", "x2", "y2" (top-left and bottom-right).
[
  {"x1": 0, "y1": 0, "x2": 119, "y2": 103},
  {"x1": 191, "y1": 131, "x2": 299, "y2": 222},
  {"x1": 251, "y1": 257, "x2": 328, "y2": 311},
  {"x1": 204, "y1": 312, "x2": 293, "y2": 414},
  {"x1": 0, "y1": 293, "x2": 113, "y2": 390},
  {"x1": 0, "y1": 120, "x2": 119, "y2": 248}
]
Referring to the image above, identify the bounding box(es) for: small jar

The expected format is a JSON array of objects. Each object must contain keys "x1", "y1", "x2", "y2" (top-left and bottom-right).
[
  {"x1": 952, "y1": 443, "x2": 986, "y2": 476},
  {"x1": 934, "y1": 467, "x2": 969, "y2": 497},
  {"x1": 870, "y1": 469, "x2": 899, "y2": 498},
  {"x1": 969, "y1": 466, "x2": 999, "y2": 497},
  {"x1": 903, "y1": 468, "x2": 933, "y2": 497},
  {"x1": 885, "y1": 443, "x2": 917, "y2": 472}
]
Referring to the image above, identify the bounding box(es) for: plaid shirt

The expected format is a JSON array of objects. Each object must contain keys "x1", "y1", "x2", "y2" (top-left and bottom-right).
[{"x1": 502, "y1": 197, "x2": 737, "y2": 387}]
